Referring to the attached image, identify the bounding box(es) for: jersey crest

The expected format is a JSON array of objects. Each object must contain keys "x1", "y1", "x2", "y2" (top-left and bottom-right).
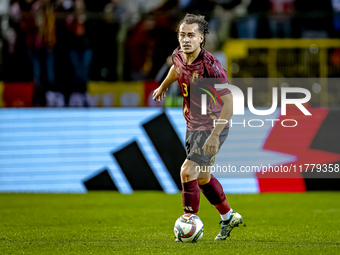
[{"x1": 192, "y1": 72, "x2": 199, "y2": 83}]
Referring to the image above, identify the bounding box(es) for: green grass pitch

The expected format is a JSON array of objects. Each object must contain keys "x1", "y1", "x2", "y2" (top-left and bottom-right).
[{"x1": 0, "y1": 191, "x2": 339, "y2": 254}]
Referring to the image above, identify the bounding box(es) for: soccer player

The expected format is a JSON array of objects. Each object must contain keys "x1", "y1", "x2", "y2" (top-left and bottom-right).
[{"x1": 153, "y1": 13, "x2": 243, "y2": 241}]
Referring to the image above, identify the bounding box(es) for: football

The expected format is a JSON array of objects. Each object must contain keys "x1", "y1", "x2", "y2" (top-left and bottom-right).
[{"x1": 174, "y1": 214, "x2": 204, "y2": 243}]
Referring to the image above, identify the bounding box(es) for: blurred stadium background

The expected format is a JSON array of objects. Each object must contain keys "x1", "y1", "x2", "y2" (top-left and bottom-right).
[{"x1": 0, "y1": 0, "x2": 340, "y2": 194}]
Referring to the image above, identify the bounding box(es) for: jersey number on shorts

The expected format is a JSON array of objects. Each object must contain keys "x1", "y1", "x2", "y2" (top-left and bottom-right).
[{"x1": 182, "y1": 83, "x2": 188, "y2": 97}]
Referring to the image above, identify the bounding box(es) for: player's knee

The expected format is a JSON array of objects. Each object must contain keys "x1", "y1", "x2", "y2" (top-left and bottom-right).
[
  {"x1": 197, "y1": 177, "x2": 211, "y2": 186},
  {"x1": 180, "y1": 166, "x2": 191, "y2": 183}
]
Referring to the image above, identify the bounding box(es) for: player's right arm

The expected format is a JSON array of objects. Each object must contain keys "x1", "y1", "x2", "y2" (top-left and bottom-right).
[{"x1": 153, "y1": 65, "x2": 177, "y2": 102}]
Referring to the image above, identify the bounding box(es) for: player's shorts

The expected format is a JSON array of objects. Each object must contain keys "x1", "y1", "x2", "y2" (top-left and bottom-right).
[{"x1": 185, "y1": 126, "x2": 229, "y2": 166}]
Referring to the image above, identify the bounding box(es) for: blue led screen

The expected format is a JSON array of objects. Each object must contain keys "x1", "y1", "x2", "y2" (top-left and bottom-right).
[{"x1": 0, "y1": 108, "x2": 294, "y2": 194}]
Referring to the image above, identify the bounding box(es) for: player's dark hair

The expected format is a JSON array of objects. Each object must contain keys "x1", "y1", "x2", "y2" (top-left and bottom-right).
[{"x1": 176, "y1": 13, "x2": 209, "y2": 48}]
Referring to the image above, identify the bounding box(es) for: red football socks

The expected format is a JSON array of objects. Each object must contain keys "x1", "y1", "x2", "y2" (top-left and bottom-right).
[
  {"x1": 214, "y1": 199, "x2": 231, "y2": 215},
  {"x1": 182, "y1": 180, "x2": 200, "y2": 215},
  {"x1": 199, "y1": 175, "x2": 231, "y2": 215}
]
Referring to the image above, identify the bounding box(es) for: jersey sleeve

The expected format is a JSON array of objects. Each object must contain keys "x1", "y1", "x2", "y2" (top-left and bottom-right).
[
  {"x1": 208, "y1": 59, "x2": 231, "y2": 97},
  {"x1": 172, "y1": 46, "x2": 181, "y2": 67}
]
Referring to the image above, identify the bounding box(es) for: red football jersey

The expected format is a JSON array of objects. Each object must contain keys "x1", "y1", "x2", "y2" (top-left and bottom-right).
[{"x1": 172, "y1": 46, "x2": 231, "y2": 131}]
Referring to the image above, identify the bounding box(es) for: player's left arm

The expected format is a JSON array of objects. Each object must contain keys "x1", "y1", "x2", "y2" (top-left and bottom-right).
[
  {"x1": 202, "y1": 93, "x2": 233, "y2": 155},
  {"x1": 202, "y1": 58, "x2": 233, "y2": 155}
]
